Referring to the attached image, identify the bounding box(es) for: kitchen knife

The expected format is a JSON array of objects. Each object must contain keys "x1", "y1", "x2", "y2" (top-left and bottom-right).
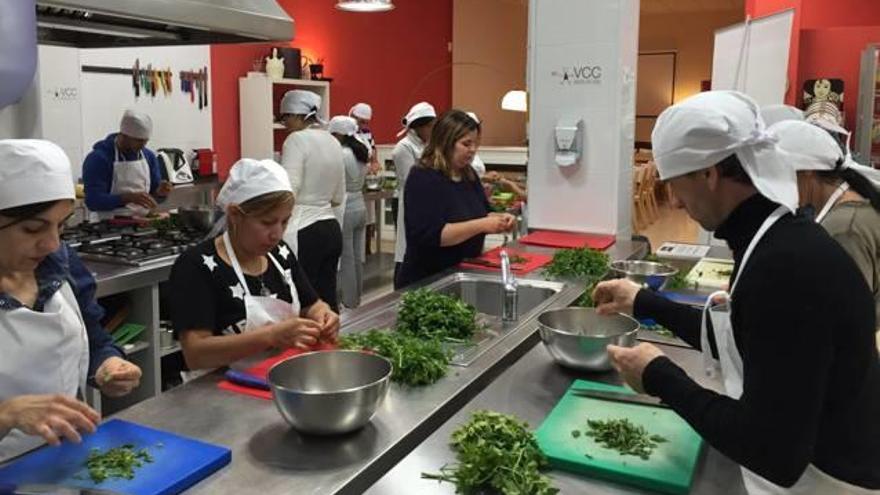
[
  {"x1": 462, "y1": 257, "x2": 503, "y2": 268},
  {"x1": 224, "y1": 370, "x2": 270, "y2": 391},
  {"x1": 571, "y1": 388, "x2": 669, "y2": 409}
]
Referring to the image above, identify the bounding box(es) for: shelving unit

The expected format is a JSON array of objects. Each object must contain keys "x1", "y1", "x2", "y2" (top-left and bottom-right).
[
  {"x1": 239, "y1": 75, "x2": 331, "y2": 161},
  {"x1": 857, "y1": 44, "x2": 880, "y2": 167}
]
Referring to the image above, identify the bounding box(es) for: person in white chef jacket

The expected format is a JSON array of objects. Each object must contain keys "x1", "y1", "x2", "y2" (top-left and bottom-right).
[
  {"x1": 0, "y1": 140, "x2": 142, "y2": 462},
  {"x1": 278, "y1": 90, "x2": 346, "y2": 312},
  {"x1": 349, "y1": 103, "x2": 381, "y2": 256},
  {"x1": 82, "y1": 109, "x2": 172, "y2": 219},
  {"x1": 391, "y1": 102, "x2": 436, "y2": 288},
  {"x1": 592, "y1": 91, "x2": 880, "y2": 494},
  {"x1": 329, "y1": 116, "x2": 370, "y2": 309}
]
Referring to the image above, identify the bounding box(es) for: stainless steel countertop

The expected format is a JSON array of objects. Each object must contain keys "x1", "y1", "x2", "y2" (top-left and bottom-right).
[
  {"x1": 91, "y1": 259, "x2": 174, "y2": 298},
  {"x1": 109, "y1": 239, "x2": 650, "y2": 494},
  {"x1": 366, "y1": 335, "x2": 747, "y2": 494}
]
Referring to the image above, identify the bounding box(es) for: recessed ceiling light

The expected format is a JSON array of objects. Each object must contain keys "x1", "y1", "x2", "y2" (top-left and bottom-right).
[{"x1": 336, "y1": 0, "x2": 395, "y2": 13}]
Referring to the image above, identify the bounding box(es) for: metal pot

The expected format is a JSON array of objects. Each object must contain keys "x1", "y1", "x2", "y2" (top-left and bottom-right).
[
  {"x1": 267, "y1": 350, "x2": 392, "y2": 435},
  {"x1": 610, "y1": 260, "x2": 678, "y2": 291},
  {"x1": 177, "y1": 206, "x2": 216, "y2": 232},
  {"x1": 538, "y1": 307, "x2": 639, "y2": 371}
]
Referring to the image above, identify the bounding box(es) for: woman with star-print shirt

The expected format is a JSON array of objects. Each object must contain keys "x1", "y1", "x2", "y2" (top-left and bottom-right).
[{"x1": 169, "y1": 159, "x2": 339, "y2": 371}]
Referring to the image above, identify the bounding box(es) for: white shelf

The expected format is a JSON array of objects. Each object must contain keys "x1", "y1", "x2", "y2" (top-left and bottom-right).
[
  {"x1": 160, "y1": 343, "x2": 182, "y2": 357},
  {"x1": 271, "y1": 77, "x2": 330, "y2": 88},
  {"x1": 273, "y1": 123, "x2": 286, "y2": 130},
  {"x1": 123, "y1": 340, "x2": 150, "y2": 355}
]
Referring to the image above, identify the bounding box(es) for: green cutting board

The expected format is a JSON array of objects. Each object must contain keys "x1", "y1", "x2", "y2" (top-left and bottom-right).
[{"x1": 536, "y1": 380, "x2": 703, "y2": 494}]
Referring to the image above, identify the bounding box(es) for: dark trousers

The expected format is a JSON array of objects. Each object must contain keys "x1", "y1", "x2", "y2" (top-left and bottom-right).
[{"x1": 298, "y1": 219, "x2": 343, "y2": 312}]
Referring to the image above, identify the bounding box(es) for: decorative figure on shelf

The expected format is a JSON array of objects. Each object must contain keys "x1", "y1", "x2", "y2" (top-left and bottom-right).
[{"x1": 265, "y1": 48, "x2": 285, "y2": 81}]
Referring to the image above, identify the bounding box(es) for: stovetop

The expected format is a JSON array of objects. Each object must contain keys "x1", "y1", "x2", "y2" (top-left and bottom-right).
[{"x1": 63, "y1": 220, "x2": 205, "y2": 266}]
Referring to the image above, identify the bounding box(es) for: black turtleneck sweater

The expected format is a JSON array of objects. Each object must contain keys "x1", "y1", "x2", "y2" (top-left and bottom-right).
[{"x1": 637, "y1": 194, "x2": 880, "y2": 488}]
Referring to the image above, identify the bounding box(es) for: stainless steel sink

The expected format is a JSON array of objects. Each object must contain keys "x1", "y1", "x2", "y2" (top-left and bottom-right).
[
  {"x1": 435, "y1": 278, "x2": 558, "y2": 319},
  {"x1": 342, "y1": 273, "x2": 568, "y2": 367}
]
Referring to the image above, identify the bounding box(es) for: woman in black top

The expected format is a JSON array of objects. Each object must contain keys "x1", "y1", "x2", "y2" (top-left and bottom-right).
[
  {"x1": 396, "y1": 110, "x2": 516, "y2": 288},
  {"x1": 169, "y1": 159, "x2": 339, "y2": 371}
]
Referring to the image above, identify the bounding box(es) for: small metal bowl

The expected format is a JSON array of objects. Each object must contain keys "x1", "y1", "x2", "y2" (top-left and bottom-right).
[
  {"x1": 610, "y1": 260, "x2": 678, "y2": 291},
  {"x1": 267, "y1": 350, "x2": 392, "y2": 435},
  {"x1": 538, "y1": 307, "x2": 640, "y2": 371}
]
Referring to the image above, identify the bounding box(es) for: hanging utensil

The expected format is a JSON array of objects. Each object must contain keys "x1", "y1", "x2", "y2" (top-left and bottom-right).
[
  {"x1": 203, "y1": 65, "x2": 208, "y2": 107},
  {"x1": 132, "y1": 58, "x2": 140, "y2": 97}
]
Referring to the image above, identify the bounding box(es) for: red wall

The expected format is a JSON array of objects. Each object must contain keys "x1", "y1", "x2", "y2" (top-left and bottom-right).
[
  {"x1": 798, "y1": 26, "x2": 880, "y2": 134},
  {"x1": 800, "y1": 0, "x2": 880, "y2": 29},
  {"x1": 210, "y1": 0, "x2": 453, "y2": 178}
]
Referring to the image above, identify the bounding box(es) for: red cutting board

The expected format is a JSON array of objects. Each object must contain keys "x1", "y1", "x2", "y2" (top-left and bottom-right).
[
  {"x1": 217, "y1": 342, "x2": 336, "y2": 400},
  {"x1": 459, "y1": 247, "x2": 552, "y2": 274},
  {"x1": 520, "y1": 230, "x2": 616, "y2": 250}
]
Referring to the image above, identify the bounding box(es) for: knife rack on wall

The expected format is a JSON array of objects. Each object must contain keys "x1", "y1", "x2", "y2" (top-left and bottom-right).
[{"x1": 82, "y1": 64, "x2": 209, "y2": 109}]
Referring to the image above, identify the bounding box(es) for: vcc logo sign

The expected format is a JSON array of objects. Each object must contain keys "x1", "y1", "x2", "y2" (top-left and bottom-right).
[{"x1": 551, "y1": 65, "x2": 603, "y2": 85}]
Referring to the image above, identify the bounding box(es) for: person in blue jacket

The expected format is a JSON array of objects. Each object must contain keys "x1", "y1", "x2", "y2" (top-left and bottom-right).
[
  {"x1": 82, "y1": 109, "x2": 172, "y2": 218},
  {"x1": 0, "y1": 139, "x2": 142, "y2": 462}
]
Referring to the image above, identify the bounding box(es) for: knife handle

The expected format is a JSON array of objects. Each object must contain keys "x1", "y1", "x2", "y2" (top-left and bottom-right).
[{"x1": 224, "y1": 370, "x2": 270, "y2": 390}]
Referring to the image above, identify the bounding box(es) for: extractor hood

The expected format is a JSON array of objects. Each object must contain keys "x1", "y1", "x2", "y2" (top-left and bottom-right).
[{"x1": 35, "y1": 0, "x2": 294, "y2": 47}]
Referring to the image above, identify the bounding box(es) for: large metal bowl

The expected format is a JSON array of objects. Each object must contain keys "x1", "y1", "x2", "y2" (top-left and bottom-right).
[
  {"x1": 610, "y1": 260, "x2": 678, "y2": 291},
  {"x1": 267, "y1": 350, "x2": 392, "y2": 435},
  {"x1": 538, "y1": 307, "x2": 640, "y2": 371}
]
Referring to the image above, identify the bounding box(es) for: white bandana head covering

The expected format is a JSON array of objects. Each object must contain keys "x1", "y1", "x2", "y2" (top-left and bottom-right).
[
  {"x1": 119, "y1": 109, "x2": 153, "y2": 140},
  {"x1": 652, "y1": 90, "x2": 799, "y2": 212},
  {"x1": 349, "y1": 103, "x2": 372, "y2": 121},
  {"x1": 208, "y1": 158, "x2": 292, "y2": 237},
  {"x1": 397, "y1": 101, "x2": 436, "y2": 137},
  {"x1": 465, "y1": 111, "x2": 481, "y2": 125},
  {"x1": 280, "y1": 90, "x2": 324, "y2": 124},
  {"x1": 760, "y1": 104, "x2": 803, "y2": 126},
  {"x1": 0, "y1": 139, "x2": 75, "y2": 210},
  {"x1": 327, "y1": 115, "x2": 358, "y2": 137},
  {"x1": 771, "y1": 120, "x2": 880, "y2": 188}
]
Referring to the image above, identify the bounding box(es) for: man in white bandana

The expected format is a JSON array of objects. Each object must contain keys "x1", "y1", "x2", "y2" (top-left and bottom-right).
[{"x1": 592, "y1": 91, "x2": 880, "y2": 494}]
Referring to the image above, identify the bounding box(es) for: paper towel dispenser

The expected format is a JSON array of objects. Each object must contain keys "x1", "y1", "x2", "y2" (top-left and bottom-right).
[{"x1": 555, "y1": 117, "x2": 583, "y2": 167}]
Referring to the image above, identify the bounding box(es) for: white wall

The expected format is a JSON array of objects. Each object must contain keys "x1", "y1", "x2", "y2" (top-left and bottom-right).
[
  {"x1": 38, "y1": 45, "x2": 84, "y2": 178},
  {"x1": 527, "y1": 0, "x2": 639, "y2": 236},
  {"x1": 79, "y1": 45, "x2": 212, "y2": 168}
]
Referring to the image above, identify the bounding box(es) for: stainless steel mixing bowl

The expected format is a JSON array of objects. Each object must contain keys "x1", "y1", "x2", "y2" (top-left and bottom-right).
[
  {"x1": 538, "y1": 307, "x2": 640, "y2": 371},
  {"x1": 267, "y1": 350, "x2": 392, "y2": 435},
  {"x1": 610, "y1": 260, "x2": 678, "y2": 291}
]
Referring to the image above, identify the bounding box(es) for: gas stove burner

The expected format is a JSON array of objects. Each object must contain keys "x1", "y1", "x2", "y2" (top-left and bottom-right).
[{"x1": 66, "y1": 218, "x2": 205, "y2": 266}]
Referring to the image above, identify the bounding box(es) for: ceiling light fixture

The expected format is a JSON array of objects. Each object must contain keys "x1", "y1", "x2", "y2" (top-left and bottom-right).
[{"x1": 336, "y1": 0, "x2": 394, "y2": 13}]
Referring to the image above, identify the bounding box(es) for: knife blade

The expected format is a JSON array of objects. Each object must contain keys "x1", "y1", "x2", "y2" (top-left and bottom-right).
[
  {"x1": 462, "y1": 257, "x2": 502, "y2": 268},
  {"x1": 571, "y1": 388, "x2": 669, "y2": 408}
]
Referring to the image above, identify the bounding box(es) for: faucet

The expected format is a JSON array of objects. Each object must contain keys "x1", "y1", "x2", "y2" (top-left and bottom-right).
[{"x1": 500, "y1": 249, "x2": 518, "y2": 321}]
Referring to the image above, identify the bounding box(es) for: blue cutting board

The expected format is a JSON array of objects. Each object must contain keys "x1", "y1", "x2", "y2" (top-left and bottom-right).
[{"x1": 0, "y1": 419, "x2": 230, "y2": 495}]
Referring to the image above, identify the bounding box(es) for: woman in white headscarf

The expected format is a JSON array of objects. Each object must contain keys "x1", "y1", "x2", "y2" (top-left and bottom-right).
[
  {"x1": 328, "y1": 116, "x2": 369, "y2": 308},
  {"x1": 169, "y1": 159, "x2": 339, "y2": 371},
  {"x1": 392, "y1": 102, "x2": 437, "y2": 288},
  {"x1": 592, "y1": 91, "x2": 880, "y2": 494},
  {"x1": 278, "y1": 90, "x2": 346, "y2": 312},
  {"x1": 771, "y1": 119, "x2": 880, "y2": 332},
  {"x1": 349, "y1": 103, "x2": 381, "y2": 255},
  {"x1": 0, "y1": 139, "x2": 141, "y2": 461}
]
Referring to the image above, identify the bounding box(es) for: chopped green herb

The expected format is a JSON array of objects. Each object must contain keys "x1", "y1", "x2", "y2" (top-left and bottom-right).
[
  {"x1": 571, "y1": 430, "x2": 581, "y2": 438},
  {"x1": 544, "y1": 248, "x2": 610, "y2": 280},
  {"x1": 396, "y1": 289, "x2": 480, "y2": 341},
  {"x1": 642, "y1": 322, "x2": 675, "y2": 338},
  {"x1": 83, "y1": 444, "x2": 154, "y2": 484},
  {"x1": 339, "y1": 329, "x2": 451, "y2": 386},
  {"x1": 422, "y1": 410, "x2": 558, "y2": 495},
  {"x1": 583, "y1": 418, "x2": 667, "y2": 460}
]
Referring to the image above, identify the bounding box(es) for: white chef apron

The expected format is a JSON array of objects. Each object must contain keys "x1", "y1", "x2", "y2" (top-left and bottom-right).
[
  {"x1": 0, "y1": 282, "x2": 89, "y2": 462},
  {"x1": 98, "y1": 146, "x2": 152, "y2": 220},
  {"x1": 700, "y1": 205, "x2": 876, "y2": 494},
  {"x1": 814, "y1": 182, "x2": 850, "y2": 223},
  {"x1": 393, "y1": 133, "x2": 425, "y2": 264}
]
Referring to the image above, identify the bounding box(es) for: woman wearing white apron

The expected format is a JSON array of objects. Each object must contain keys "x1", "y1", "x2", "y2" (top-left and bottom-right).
[
  {"x1": 771, "y1": 120, "x2": 880, "y2": 342},
  {"x1": 82, "y1": 109, "x2": 171, "y2": 219},
  {"x1": 391, "y1": 102, "x2": 436, "y2": 289},
  {"x1": 169, "y1": 159, "x2": 339, "y2": 371},
  {"x1": 0, "y1": 140, "x2": 141, "y2": 462},
  {"x1": 350, "y1": 103, "x2": 381, "y2": 256},
  {"x1": 278, "y1": 90, "x2": 346, "y2": 312},
  {"x1": 593, "y1": 91, "x2": 880, "y2": 493},
  {"x1": 329, "y1": 116, "x2": 369, "y2": 309}
]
